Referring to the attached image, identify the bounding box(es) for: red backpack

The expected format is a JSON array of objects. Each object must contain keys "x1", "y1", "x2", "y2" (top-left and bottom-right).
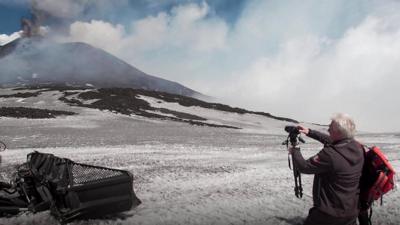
[
  {"x1": 359, "y1": 145, "x2": 396, "y2": 210},
  {"x1": 328, "y1": 142, "x2": 395, "y2": 225}
]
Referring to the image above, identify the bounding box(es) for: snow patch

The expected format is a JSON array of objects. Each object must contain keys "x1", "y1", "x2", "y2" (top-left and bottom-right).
[
  {"x1": 15, "y1": 98, "x2": 25, "y2": 103},
  {"x1": 137, "y1": 95, "x2": 294, "y2": 134}
]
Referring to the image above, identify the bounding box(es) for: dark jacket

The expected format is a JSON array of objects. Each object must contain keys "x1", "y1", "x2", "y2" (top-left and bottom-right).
[{"x1": 292, "y1": 129, "x2": 364, "y2": 218}]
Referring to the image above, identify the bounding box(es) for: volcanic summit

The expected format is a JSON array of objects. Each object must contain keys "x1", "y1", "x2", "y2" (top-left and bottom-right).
[{"x1": 0, "y1": 36, "x2": 201, "y2": 97}]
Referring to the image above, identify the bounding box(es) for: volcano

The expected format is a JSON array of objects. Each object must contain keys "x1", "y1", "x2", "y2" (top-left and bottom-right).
[{"x1": 0, "y1": 37, "x2": 201, "y2": 97}]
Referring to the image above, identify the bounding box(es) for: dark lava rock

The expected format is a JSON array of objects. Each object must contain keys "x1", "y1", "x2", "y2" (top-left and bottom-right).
[
  {"x1": 107, "y1": 88, "x2": 298, "y2": 123},
  {"x1": 58, "y1": 88, "x2": 240, "y2": 129},
  {"x1": 0, "y1": 91, "x2": 41, "y2": 98},
  {"x1": 0, "y1": 107, "x2": 76, "y2": 119},
  {"x1": 3, "y1": 86, "x2": 297, "y2": 129}
]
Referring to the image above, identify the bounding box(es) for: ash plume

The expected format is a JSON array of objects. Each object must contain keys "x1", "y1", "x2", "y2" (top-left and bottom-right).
[{"x1": 19, "y1": 1, "x2": 48, "y2": 38}]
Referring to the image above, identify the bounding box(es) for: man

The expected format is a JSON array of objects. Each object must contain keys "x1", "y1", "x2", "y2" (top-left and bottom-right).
[{"x1": 290, "y1": 113, "x2": 364, "y2": 225}]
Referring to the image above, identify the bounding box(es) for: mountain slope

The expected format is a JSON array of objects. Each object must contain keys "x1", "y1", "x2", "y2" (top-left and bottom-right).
[
  {"x1": 0, "y1": 86, "x2": 302, "y2": 133},
  {"x1": 0, "y1": 38, "x2": 200, "y2": 97}
]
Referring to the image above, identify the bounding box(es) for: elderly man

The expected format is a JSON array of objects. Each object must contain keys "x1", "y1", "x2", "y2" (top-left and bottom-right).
[{"x1": 290, "y1": 113, "x2": 364, "y2": 225}]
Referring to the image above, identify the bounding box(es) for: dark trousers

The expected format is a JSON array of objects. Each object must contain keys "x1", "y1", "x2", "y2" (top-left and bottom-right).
[
  {"x1": 304, "y1": 207, "x2": 357, "y2": 225},
  {"x1": 358, "y1": 210, "x2": 370, "y2": 225}
]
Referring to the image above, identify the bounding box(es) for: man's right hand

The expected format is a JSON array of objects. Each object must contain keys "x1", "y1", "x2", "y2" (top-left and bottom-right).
[{"x1": 297, "y1": 125, "x2": 310, "y2": 135}]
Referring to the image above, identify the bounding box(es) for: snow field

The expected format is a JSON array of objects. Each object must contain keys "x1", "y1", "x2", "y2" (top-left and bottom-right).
[
  {"x1": 0, "y1": 88, "x2": 399, "y2": 224},
  {"x1": 1, "y1": 138, "x2": 398, "y2": 225}
]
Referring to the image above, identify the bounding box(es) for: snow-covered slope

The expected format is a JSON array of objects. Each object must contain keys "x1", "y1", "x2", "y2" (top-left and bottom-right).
[
  {"x1": 0, "y1": 87, "x2": 399, "y2": 225},
  {"x1": 0, "y1": 87, "x2": 320, "y2": 134},
  {"x1": 137, "y1": 95, "x2": 296, "y2": 134}
]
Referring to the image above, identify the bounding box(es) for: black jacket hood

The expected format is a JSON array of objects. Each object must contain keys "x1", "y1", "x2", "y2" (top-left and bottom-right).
[{"x1": 330, "y1": 138, "x2": 363, "y2": 166}]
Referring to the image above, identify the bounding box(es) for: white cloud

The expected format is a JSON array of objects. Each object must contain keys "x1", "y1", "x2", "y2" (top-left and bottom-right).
[
  {"x1": 61, "y1": 2, "x2": 228, "y2": 54},
  {"x1": 0, "y1": 31, "x2": 22, "y2": 46},
  {"x1": 214, "y1": 13, "x2": 400, "y2": 132},
  {"x1": 128, "y1": 13, "x2": 169, "y2": 51},
  {"x1": 64, "y1": 20, "x2": 126, "y2": 55},
  {"x1": 50, "y1": 0, "x2": 400, "y2": 132},
  {"x1": 167, "y1": 2, "x2": 228, "y2": 51},
  {"x1": 130, "y1": 1, "x2": 228, "y2": 52}
]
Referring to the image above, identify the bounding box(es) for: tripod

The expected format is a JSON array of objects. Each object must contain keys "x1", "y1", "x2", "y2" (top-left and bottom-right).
[{"x1": 282, "y1": 126, "x2": 305, "y2": 198}]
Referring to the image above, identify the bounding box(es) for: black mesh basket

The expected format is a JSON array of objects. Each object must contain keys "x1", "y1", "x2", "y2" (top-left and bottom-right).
[{"x1": 26, "y1": 151, "x2": 141, "y2": 223}]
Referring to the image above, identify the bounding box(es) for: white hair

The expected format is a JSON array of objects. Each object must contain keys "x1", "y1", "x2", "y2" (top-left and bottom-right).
[{"x1": 331, "y1": 113, "x2": 356, "y2": 138}]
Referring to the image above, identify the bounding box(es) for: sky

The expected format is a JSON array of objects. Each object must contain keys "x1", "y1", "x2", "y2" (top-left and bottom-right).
[{"x1": 0, "y1": 0, "x2": 400, "y2": 133}]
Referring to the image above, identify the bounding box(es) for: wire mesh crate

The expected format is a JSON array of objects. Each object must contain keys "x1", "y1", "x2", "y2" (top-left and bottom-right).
[{"x1": 26, "y1": 151, "x2": 141, "y2": 223}]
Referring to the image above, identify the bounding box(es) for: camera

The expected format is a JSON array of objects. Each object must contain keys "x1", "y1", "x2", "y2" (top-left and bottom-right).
[
  {"x1": 285, "y1": 125, "x2": 300, "y2": 135},
  {"x1": 283, "y1": 125, "x2": 305, "y2": 147}
]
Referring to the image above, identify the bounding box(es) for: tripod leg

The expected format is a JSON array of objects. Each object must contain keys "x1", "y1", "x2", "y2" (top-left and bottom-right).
[
  {"x1": 297, "y1": 170, "x2": 303, "y2": 198},
  {"x1": 293, "y1": 165, "x2": 301, "y2": 198},
  {"x1": 292, "y1": 156, "x2": 303, "y2": 198},
  {"x1": 288, "y1": 146, "x2": 302, "y2": 198}
]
